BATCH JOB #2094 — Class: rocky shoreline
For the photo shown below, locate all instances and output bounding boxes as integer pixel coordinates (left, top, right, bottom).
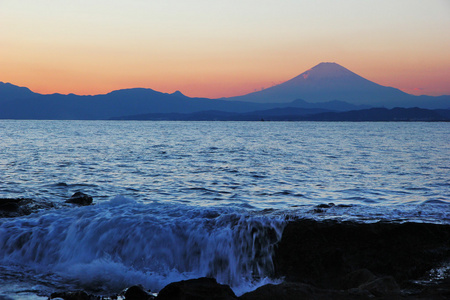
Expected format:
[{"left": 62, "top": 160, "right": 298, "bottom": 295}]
[
  {"left": 1, "top": 197, "right": 449, "bottom": 299},
  {"left": 0, "top": 192, "right": 91, "bottom": 218},
  {"left": 48, "top": 219, "right": 450, "bottom": 299}
]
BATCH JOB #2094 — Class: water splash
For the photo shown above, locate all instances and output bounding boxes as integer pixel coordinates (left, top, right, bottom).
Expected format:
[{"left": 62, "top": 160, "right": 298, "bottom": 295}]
[{"left": 0, "top": 196, "right": 285, "bottom": 295}]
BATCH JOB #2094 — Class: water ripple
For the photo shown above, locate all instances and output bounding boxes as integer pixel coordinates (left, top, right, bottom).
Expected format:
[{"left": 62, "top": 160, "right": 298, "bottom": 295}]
[{"left": 0, "top": 120, "right": 448, "bottom": 213}]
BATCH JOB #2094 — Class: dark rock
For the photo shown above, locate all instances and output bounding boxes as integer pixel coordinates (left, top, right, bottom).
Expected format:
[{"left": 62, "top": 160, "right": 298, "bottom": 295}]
[
  {"left": 341, "top": 269, "right": 377, "bottom": 289},
  {"left": 239, "top": 282, "right": 371, "bottom": 300},
  {"left": 273, "top": 219, "right": 450, "bottom": 289},
  {"left": 156, "top": 277, "right": 237, "bottom": 300},
  {"left": 316, "top": 203, "right": 335, "bottom": 209},
  {"left": 0, "top": 198, "right": 29, "bottom": 213},
  {"left": 50, "top": 291, "right": 95, "bottom": 300},
  {"left": 313, "top": 203, "right": 336, "bottom": 213},
  {"left": 416, "top": 277, "right": 450, "bottom": 299},
  {"left": 358, "top": 276, "right": 400, "bottom": 297},
  {"left": 125, "top": 285, "right": 154, "bottom": 300},
  {"left": 66, "top": 192, "right": 93, "bottom": 206},
  {"left": 239, "top": 282, "right": 315, "bottom": 300},
  {"left": 0, "top": 198, "right": 53, "bottom": 217},
  {"left": 240, "top": 279, "right": 449, "bottom": 300},
  {"left": 0, "top": 199, "right": 20, "bottom": 212}
]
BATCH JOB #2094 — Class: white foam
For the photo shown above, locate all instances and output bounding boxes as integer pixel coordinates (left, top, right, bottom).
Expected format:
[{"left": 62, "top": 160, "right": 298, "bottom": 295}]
[{"left": 0, "top": 198, "right": 285, "bottom": 295}]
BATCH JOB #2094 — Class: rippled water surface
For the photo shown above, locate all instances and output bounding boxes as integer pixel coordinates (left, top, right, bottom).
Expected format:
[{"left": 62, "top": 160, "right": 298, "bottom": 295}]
[
  {"left": 0, "top": 120, "right": 449, "bottom": 298},
  {"left": 1, "top": 121, "right": 449, "bottom": 209}
]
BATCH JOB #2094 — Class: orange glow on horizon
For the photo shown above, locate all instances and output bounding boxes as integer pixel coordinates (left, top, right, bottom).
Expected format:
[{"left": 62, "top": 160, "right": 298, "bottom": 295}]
[
  {"left": 1, "top": 1, "right": 449, "bottom": 98},
  {"left": 3, "top": 62, "right": 449, "bottom": 99}
]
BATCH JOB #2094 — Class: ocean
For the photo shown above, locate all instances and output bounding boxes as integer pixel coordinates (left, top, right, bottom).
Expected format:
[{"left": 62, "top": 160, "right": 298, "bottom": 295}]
[{"left": 0, "top": 120, "right": 449, "bottom": 299}]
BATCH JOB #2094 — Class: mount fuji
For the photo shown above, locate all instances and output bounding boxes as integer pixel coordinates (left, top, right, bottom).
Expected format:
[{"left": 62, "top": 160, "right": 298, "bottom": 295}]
[
  {"left": 224, "top": 62, "right": 449, "bottom": 108},
  {"left": 0, "top": 62, "right": 449, "bottom": 119}
]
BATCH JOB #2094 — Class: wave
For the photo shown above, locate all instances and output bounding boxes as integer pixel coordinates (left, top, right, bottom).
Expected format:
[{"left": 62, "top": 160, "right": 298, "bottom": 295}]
[{"left": 0, "top": 196, "right": 285, "bottom": 295}]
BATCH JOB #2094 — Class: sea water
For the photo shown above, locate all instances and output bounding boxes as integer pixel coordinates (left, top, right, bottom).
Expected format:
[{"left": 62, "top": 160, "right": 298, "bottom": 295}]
[{"left": 0, "top": 121, "right": 449, "bottom": 298}]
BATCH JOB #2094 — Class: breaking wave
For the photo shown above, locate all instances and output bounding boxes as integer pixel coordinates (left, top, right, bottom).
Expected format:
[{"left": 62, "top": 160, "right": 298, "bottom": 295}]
[{"left": 0, "top": 196, "right": 285, "bottom": 295}]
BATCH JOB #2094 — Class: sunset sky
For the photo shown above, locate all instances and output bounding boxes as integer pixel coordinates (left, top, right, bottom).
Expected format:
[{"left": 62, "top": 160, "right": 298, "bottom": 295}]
[{"left": 1, "top": 0, "right": 449, "bottom": 98}]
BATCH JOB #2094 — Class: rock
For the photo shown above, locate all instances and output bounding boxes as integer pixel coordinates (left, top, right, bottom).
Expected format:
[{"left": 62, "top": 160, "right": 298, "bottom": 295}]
[
  {"left": 0, "top": 199, "right": 21, "bottom": 212},
  {"left": 49, "top": 291, "right": 95, "bottom": 300},
  {"left": 316, "top": 203, "right": 335, "bottom": 209},
  {"left": 341, "top": 269, "right": 377, "bottom": 289},
  {"left": 241, "top": 278, "right": 449, "bottom": 300},
  {"left": 66, "top": 192, "right": 93, "bottom": 206},
  {"left": 0, "top": 198, "right": 31, "bottom": 216},
  {"left": 274, "top": 219, "right": 450, "bottom": 289},
  {"left": 239, "top": 282, "right": 371, "bottom": 300},
  {"left": 125, "top": 285, "right": 154, "bottom": 300},
  {"left": 0, "top": 199, "right": 20, "bottom": 213},
  {"left": 239, "top": 282, "right": 315, "bottom": 300},
  {"left": 0, "top": 198, "right": 53, "bottom": 218},
  {"left": 416, "top": 277, "right": 450, "bottom": 299},
  {"left": 156, "top": 277, "right": 237, "bottom": 300},
  {"left": 359, "top": 276, "right": 400, "bottom": 297}
]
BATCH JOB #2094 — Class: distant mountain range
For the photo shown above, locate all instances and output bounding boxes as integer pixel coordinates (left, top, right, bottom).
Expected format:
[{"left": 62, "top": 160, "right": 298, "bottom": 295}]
[
  {"left": 0, "top": 62, "right": 449, "bottom": 120},
  {"left": 0, "top": 84, "right": 367, "bottom": 120},
  {"left": 112, "top": 107, "right": 450, "bottom": 122}
]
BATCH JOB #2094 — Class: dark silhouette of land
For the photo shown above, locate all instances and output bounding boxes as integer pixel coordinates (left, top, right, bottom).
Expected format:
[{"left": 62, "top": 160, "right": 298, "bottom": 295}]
[
  {"left": 224, "top": 62, "right": 450, "bottom": 108},
  {"left": 1, "top": 63, "right": 449, "bottom": 120},
  {"left": 112, "top": 107, "right": 450, "bottom": 121}
]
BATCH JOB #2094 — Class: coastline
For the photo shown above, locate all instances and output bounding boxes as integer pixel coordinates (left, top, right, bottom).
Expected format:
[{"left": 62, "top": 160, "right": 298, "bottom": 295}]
[
  {"left": 47, "top": 219, "right": 450, "bottom": 299},
  {"left": 1, "top": 198, "right": 449, "bottom": 299}
]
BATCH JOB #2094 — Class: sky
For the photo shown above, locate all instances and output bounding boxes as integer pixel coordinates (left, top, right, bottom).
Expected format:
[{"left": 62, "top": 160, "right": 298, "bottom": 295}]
[{"left": 1, "top": 0, "right": 449, "bottom": 98}]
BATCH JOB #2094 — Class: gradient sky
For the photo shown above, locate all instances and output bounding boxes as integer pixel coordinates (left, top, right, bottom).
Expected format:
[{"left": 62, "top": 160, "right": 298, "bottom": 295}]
[{"left": 1, "top": 0, "right": 449, "bottom": 98}]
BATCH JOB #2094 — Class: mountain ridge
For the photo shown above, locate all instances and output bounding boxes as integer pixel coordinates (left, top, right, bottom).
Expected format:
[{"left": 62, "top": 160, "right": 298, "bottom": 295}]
[
  {"left": 223, "top": 62, "right": 419, "bottom": 107},
  {"left": 0, "top": 82, "right": 38, "bottom": 103},
  {"left": 0, "top": 62, "right": 449, "bottom": 119},
  {"left": 111, "top": 107, "right": 450, "bottom": 122}
]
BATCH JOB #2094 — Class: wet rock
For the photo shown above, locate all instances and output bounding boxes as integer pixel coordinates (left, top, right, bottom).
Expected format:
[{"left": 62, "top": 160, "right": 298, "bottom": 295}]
[
  {"left": 240, "top": 279, "right": 448, "bottom": 300},
  {"left": 156, "top": 277, "right": 237, "bottom": 300},
  {"left": 125, "top": 285, "right": 154, "bottom": 300},
  {"left": 0, "top": 198, "right": 53, "bottom": 218},
  {"left": 341, "top": 269, "right": 377, "bottom": 289},
  {"left": 66, "top": 192, "right": 93, "bottom": 206},
  {"left": 0, "top": 198, "right": 30, "bottom": 214},
  {"left": 316, "top": 203, "right": 335, "bottom": 209},
  {"left": 359, "top": 276, "right": 400, "bottom": 297},
  {"left": 50, "top": 291, "right": 96, "bottom": 300},
  {"left": 416, "top": 277, "right": 450, "bottom": 299},
  {"left": 239, "top": 282, "right": 315, "bottom": 300},
  {"left": 239, "top": 282, "right": 369, "bottom": 300},
  {"left": 313, "top": 203, "right": 336, "bottom": 213},
  {"left": 0, "top": 200, "right": 20, "bottom": 212},
  {"left": 274, "top": 219, "right": 450, "bottom": 289}
]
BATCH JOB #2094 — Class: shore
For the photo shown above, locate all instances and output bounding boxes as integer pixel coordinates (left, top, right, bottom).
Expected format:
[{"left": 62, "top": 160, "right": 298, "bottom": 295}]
[
  {"left": 48, "top": 218, "right": 450, "bottom": 299},
  {"left": 48, "top": 219, "right": 450, "bottom": 299},
  {"left": 1, "top": 198, "right": 450, "bottom": 299}
]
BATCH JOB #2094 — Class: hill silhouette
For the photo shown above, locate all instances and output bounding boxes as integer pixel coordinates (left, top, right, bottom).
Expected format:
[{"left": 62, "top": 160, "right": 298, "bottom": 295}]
[
  {"left": 0, "top": 86, "right": 365, "bottom": 120},
  {"left": 0, "top": 82, "right": 37, "bottom": 103},
  {"left": 0, "top": 62, "right": 449, "bottom": 119}
]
